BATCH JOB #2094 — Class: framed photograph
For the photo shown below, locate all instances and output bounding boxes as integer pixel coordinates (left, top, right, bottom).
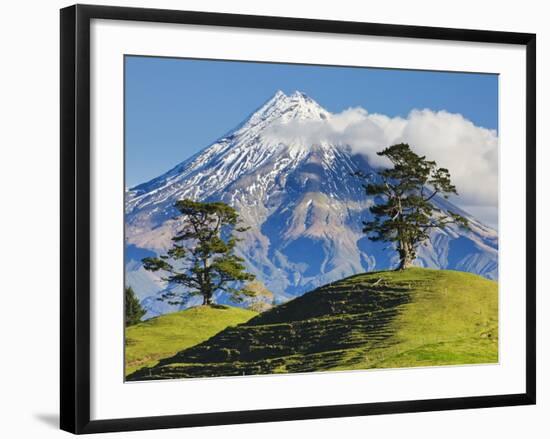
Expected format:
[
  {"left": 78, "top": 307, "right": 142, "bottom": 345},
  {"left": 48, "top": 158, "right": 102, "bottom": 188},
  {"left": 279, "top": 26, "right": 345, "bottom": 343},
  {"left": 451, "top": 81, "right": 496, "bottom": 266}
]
[{"left": 60, "top": 4, "right": 536, "bottom": 434}]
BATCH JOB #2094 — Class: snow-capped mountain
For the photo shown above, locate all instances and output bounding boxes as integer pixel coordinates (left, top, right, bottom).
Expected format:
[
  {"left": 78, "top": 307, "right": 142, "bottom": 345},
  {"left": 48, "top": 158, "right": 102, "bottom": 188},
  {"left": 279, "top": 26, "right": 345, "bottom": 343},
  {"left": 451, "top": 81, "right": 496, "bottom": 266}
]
[{"left": 125, "top": 90, "right": 498, "bottom": 317}]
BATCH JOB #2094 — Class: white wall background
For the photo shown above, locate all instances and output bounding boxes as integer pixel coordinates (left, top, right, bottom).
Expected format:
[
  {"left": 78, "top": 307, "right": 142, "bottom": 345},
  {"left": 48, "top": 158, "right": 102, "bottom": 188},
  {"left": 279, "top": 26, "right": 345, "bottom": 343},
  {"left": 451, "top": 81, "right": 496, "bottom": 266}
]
[{"left": 0, "top": 0, "right": 546, "bottom": 437}]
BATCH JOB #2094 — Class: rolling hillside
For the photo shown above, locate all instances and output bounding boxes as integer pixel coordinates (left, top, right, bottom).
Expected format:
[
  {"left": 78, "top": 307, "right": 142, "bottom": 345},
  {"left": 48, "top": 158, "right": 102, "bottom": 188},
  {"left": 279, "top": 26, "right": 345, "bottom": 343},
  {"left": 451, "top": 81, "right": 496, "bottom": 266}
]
[
  {"left": 128, "top": 268, "right": 498, "bottom": 380},
  {"left": 125, "top": 305, "right": 257, "bottom": 376}
]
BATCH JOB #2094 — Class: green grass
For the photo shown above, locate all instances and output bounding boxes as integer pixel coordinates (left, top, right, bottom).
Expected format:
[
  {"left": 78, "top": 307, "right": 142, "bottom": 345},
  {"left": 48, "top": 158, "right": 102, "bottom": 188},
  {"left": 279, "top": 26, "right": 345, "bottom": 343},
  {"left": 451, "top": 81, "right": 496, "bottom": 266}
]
[
  {"left": 332, "top": 268, "right": 498, "bottom": 370},
  {"left": 125, "top": 305, "right": 257, "bottom": 376},
  {"left": 127, "top": 268, "right": 498, "bottom": 380}
]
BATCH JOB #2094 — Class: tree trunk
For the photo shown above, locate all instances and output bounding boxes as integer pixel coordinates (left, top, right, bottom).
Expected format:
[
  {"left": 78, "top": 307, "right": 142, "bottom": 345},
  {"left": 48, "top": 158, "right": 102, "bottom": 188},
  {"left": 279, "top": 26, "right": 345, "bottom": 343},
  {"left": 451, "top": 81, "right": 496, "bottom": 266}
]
[
  {"left": 399, "top": 254, "right": 414, "bottom": 270},
  {"left": 201, "top": 257, "right": 213, "bottom": 306},
  {"left": 397, "top": 241, "right": 414, "bottom": 270}
]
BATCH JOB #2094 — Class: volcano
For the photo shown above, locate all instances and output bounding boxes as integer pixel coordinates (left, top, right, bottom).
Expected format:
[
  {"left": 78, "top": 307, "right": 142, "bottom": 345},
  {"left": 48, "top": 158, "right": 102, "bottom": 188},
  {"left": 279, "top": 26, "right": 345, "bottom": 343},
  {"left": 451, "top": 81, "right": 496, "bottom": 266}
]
[{"left": 125, "top": 90, "right": 498, "bottom": 317}]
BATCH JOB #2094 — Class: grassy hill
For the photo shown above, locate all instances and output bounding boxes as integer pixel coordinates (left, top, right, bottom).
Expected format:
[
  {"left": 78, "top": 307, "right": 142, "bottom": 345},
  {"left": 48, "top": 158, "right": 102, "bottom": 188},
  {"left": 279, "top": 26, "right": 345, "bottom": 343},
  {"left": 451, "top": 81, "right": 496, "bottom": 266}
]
[
  {"left": 125, "top": 305, "right": 257, "bottom": 376},
  {"left": 127, "top": 268, "right": 497, "bottom": 380}
]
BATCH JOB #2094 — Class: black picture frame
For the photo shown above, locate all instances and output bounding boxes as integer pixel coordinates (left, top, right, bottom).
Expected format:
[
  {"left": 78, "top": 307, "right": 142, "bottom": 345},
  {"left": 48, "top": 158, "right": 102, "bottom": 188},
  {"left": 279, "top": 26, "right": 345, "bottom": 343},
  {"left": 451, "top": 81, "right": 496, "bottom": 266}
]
[{"left": 60, "top": 4, "right": 536, "bottom": 434}]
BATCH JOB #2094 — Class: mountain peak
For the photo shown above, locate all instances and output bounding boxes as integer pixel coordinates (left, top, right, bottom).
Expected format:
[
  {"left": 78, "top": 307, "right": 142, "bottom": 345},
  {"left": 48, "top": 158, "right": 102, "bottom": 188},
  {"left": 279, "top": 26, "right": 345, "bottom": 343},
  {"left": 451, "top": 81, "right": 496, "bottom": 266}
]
[
  {"left": 269, "top": 89, "right": 311, "bottom": 102},
  {"left": 272, "top": 89, "right": 286, "bottom": 99},
  {"left": 241, "top": 90, "right": 330, "bottom": 131},
  {"left": 288, "top": 90, "right": 310, "bottom": 100}
]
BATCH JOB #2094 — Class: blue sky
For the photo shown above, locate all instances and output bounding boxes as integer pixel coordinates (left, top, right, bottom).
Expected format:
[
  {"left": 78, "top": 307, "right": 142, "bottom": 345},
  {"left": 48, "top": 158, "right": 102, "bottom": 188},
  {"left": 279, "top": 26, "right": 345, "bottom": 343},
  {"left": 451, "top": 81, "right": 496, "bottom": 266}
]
[{"left": 125, "top": 56, "right": 498, "bottom": 189}]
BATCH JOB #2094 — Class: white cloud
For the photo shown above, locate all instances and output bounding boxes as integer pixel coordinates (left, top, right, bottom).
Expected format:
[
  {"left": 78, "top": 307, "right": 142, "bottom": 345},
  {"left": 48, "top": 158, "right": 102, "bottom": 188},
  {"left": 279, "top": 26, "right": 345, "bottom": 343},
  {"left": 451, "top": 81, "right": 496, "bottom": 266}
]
[{"left": 262, "top": 107, "right": 498, "bottom": 219}]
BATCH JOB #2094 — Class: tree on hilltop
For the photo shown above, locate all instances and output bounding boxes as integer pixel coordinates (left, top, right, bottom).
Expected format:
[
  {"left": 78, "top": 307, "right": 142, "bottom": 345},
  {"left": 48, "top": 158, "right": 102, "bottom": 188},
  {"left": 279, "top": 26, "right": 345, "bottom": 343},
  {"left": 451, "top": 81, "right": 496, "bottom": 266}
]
[
  {"left": 358, "top": 143, "right": 469, "bottom": 270},
  {"left": 142, "top": 199, "right": 256, "bottom": 306}
]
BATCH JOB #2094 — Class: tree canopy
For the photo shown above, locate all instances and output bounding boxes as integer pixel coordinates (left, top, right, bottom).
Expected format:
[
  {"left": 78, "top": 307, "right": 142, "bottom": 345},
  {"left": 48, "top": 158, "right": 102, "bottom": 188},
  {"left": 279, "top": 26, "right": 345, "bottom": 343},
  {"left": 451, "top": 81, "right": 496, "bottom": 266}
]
[
  {"left": 142, "top": 199, "right": 255, "bottom": 306},
  {"left": 359, "top": 143, "right": 469, "bottom": 269}
]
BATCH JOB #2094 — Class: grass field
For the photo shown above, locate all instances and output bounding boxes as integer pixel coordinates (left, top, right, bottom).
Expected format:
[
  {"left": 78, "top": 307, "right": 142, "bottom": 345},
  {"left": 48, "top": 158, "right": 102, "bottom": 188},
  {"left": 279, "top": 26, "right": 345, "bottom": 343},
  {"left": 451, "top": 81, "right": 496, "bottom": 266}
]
[
  {"left": 125, "top": 305, "right": 257, "bottom": 376},
  {"left": 127, "top": 268, "right": 498, "bottom": 380},
  {"left": 332, "top": 268, "right": 498, "bottom": 370}
]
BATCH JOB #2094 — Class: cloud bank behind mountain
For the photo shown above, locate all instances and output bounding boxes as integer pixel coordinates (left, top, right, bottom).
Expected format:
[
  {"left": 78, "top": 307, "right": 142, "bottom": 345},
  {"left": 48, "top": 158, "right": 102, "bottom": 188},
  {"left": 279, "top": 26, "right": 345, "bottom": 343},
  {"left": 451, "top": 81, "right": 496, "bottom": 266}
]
[{"left": 262, "top": 107, "right": 498, "bottom": 228}]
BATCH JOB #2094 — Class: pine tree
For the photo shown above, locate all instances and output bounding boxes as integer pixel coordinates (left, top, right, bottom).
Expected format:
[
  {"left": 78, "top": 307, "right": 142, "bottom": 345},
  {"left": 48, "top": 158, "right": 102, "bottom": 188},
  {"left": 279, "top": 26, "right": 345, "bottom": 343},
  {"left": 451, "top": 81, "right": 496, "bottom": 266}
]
[
  {"left": 125, "top": 286, "right": 146, "bottom": 326},
  {"left": 142, "top": 199, "right": 255, "bottom": 306},
  {"left": 359, "top": 143, "right": 469, "bottom": 270}
]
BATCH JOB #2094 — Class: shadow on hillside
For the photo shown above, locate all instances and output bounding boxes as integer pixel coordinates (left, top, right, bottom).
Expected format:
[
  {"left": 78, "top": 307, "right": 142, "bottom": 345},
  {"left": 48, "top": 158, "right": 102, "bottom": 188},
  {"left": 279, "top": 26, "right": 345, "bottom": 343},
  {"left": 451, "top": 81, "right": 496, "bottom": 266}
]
[{"left": 128, "top": 277, "right": 414, "bottom": 381}]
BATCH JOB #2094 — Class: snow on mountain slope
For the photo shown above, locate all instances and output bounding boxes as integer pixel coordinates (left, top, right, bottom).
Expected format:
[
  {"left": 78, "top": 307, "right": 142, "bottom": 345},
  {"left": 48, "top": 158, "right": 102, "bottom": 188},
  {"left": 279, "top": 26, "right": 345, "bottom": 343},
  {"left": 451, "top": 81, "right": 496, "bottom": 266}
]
[{"left": 125, "top": 90, "right": 498, "bottom": 317}]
